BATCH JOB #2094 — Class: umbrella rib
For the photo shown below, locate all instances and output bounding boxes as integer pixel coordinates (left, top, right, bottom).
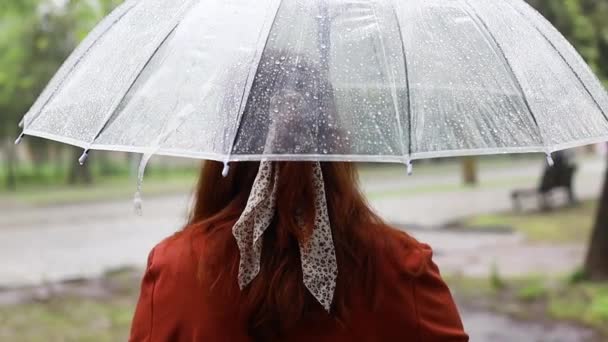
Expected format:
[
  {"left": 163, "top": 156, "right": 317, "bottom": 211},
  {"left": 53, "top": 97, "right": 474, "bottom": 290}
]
[
  {"left": 389, "top": 1, "right": 414, "bottom": 161},
  {"left": 23, "top": 0, "right": 141, "bottom": 129},
  {"left": 505, "top": 0, "right": 608, "bottom": 125},
  {"left": 370, "top": 2, "right": 407, "bottom": 158},
  {"left": 461, "top": 0, "right": 547, "bottom": 151},
  {"left": 87, "top": 1, "right": 196, "bottom": 147},
  {"left": 226, "top": 0, "right": 285, "bottom": 161}
]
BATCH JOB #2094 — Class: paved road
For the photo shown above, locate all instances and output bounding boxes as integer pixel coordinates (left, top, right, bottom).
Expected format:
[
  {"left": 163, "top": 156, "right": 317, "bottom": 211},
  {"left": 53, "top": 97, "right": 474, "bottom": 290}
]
[
  {"left": 411, "top": 229, "right": 585, "bottom": 278},
  {"left": 461, "top": 306, "right": 599, "bottom": 342},
  {"left": 366, "top": 157, "right": 606, "bottom": 226}
]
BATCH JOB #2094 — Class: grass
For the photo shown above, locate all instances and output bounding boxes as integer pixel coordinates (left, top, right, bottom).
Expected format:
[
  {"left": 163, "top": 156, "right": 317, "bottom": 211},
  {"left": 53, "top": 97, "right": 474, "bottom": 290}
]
[
  {"left": 0, "top": 298, "right": 134, "bottom": 341},
  {"left": 447, "top": 273, "right": 608, "bottom": 337},
  {"left": 0, "top": 165, "right": 198, "bottom": 206},
  {"left": 463, "top": 200, "right": 598, "bottom": 243},
  {"left": 548, "top": 282, "right": 608, "bottom": 330},
  {"left": 1, "top": 155, "right": 543, "bottom": 206},
  {"left": 5, "top": 173, "right": 197, "bottom": 206},
  {"left": 0, "top": 270, "right": 140, "bottom": 342},
  {"left": 516, "top": 278, "right": 548, "bottom": 301},
  {"left": 4, "top": 171, "right": 536, "bottom": 206},
  {"left": 365, "top": 175, "right": 534, "bottom": 200}
]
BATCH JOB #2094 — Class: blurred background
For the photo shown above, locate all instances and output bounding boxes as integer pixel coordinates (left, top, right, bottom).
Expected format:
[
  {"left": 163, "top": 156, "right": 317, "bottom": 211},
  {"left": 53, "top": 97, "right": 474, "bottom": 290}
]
[{"left": 1, "top": 0, "right": 608, "bottom": 341}]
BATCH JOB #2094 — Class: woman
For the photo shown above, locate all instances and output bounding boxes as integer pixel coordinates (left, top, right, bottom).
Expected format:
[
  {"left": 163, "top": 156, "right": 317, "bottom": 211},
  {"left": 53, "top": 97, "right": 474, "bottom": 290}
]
[{"left": 130, "top": 52, "right": 468, "bottom": 342}]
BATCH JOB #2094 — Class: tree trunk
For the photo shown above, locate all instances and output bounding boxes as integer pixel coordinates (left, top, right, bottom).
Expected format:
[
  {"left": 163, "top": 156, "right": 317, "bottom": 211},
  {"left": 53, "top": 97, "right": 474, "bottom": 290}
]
[
  {"left": 462, "top": 157, "right": 478, "bottom": 186},
  {"left": 584, "top": 150, "right": 608, "bottom": 280},
  {"left": 130, "top": 153, "right": 140, "bottom": 181},
  {"left": 53, "top": 144, "right": 65, "bottom": 180},
  {"left": 4, "top": 137, "right": 17, "bottom": 191},
  {"left": 68, "top": 148, "right": 93, "bottom": 185},
  {"left": 98, "top": 152, "right": 114, "bottom": 176}
]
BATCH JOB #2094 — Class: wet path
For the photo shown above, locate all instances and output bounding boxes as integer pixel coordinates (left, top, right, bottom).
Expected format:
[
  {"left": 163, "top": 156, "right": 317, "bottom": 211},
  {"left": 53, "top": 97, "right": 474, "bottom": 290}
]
[{"left": 460, "top": 306, "right": 599, "bottom": 342}]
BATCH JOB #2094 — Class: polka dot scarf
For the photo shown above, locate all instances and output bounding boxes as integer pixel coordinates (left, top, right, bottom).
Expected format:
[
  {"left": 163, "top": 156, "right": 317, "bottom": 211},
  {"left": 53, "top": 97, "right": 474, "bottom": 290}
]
[{"left": 232, "top": 161, "right": 338, "bottom": 312}]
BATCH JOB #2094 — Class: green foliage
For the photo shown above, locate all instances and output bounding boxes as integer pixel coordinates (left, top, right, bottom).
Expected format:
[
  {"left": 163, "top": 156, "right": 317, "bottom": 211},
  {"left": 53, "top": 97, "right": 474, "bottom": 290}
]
[
  {"left": 528, "top": 0, "right": 608, "bottom": 84},
  {"left": 581, "top": 0, "right": 608, "bottom": 83},
  {"left": 0, "top": 0, "right": 121, "bottom": 138},
  {"left": 490, "top": 263, "right": 507, "bottom": 290},
  {"left": 589, "top": 294, "right": 608, "bottom": 322},
  {"left": 569, "top": 267, "right": 590, "bottom": 284},
  {"left": 0, "top": 0, "right": 123, "bottom": 189},
  {"left": 0, "top": 1, "right": 40, "bottom": 134},
  {"left": 517, "top": 279, "right": 548, "bottom": 301},
  {"left": 529, "top": 0, "right": 598, "bottom": 66}
]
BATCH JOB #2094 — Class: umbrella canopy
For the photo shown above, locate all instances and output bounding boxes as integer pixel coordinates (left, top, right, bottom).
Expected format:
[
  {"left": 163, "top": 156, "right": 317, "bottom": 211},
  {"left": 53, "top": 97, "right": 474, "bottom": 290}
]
[{"left": 17, "top": 0, "right": 608, "bottom": 167}]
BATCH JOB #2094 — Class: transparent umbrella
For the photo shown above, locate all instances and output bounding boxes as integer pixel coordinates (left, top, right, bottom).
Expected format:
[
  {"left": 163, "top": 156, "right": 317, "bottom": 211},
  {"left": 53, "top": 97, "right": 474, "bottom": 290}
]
[{"left": 16, "top": 0, "right": 608, "bottom": 175}]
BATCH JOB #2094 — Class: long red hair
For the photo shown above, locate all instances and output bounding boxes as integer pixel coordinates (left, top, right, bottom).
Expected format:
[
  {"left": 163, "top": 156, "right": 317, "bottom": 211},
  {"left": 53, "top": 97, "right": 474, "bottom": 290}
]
[{"left": 187, "top": 161, "right": 391, "bottom": 341}]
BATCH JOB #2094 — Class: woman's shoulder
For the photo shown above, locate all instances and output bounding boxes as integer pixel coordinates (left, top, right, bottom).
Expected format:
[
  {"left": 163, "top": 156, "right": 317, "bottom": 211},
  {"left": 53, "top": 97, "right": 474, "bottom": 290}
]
[
  {"left": 370, "top": 226, "right": 468, "bottom": 340},
  {"left": 146, "top": 225, "right": 208, "bottom": 275},
  {"left": 372, "top": 225, "right": 434, "bottom": 277},
  {"left": 130, "top": 225, "right": 237, "bottom": 341},
  {"left": 147, "top": 221, "right": 240, "bottom": 275}
]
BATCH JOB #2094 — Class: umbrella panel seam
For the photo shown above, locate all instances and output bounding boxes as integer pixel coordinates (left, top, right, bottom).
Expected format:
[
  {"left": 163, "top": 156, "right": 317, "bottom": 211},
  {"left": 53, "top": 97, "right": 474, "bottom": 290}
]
[
  {"left": 504, "top": 0, "right": 608, "bottom": 125},
  {"left": 86, "top": 0, "right": 198, "bottom": 149},
  {"left": 460, "top": 0, "right": 548, "bottom": 153},
  {"left": 388, "top": 0, "right": 414, "bottom": 160},
  {"left": 369, "top": 1, "right": 408, "bottom": 161},
  {"left": 226, "top": 0, "right": 286, "bottom": 162},
  {"left": 23, "top": 0, "right": 141, "bottom": 129}
]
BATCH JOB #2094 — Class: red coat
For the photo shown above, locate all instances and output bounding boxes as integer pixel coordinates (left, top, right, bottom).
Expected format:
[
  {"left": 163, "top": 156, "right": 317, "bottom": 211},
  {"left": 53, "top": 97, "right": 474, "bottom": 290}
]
[{"left": 130, "top": 226, "right": 468, "bottom": 341}]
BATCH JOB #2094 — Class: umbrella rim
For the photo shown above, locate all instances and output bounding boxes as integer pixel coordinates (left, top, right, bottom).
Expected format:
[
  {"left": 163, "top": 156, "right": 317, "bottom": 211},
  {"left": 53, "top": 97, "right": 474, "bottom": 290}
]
[{"left": 22, "top": 128, "right": 608, "bottom": 164}]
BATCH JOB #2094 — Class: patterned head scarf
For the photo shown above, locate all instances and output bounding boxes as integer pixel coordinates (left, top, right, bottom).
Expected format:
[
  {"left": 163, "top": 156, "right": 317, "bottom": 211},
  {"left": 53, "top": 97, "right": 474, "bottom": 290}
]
[{"left": 232, "top": 161, "right": 338, "bottom": 312}]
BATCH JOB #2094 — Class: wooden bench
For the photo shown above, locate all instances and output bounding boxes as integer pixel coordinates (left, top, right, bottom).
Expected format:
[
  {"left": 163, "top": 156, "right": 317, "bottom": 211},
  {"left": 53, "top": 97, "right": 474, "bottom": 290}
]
[{"left": 511, "top": 162, "right": 577, "bottom": 212}]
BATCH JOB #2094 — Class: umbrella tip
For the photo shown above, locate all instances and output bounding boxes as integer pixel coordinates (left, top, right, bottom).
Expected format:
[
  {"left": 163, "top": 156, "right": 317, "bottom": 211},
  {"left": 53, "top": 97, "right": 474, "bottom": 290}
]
[
  {"left": 546, "top": 153, "right": 554, "bottom": 167},
  {"left": 222, "top": 162, "right": 230, "bottom": 177},
  {"left": 406, "top": 160, "right": 413, "bottom": 176},
  {"left": 133, "top": 192, "right": 143, "bottom": 216},
  {"left": 14, "top": 133, "right": 25, "bottom": 145},
  {"left": 78, "top": 150, "right": 90, "bottom": 166}
]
